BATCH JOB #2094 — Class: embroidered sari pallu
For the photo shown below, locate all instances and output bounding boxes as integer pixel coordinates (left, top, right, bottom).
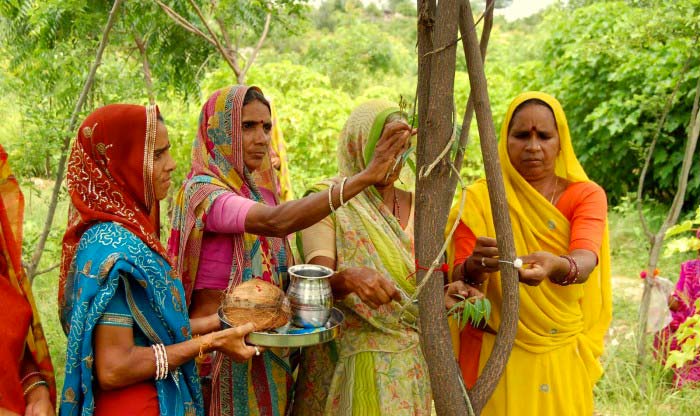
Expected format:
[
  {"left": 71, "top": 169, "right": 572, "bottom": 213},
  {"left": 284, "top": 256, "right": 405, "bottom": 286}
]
[{"left": 60, "top": 223, "right": 202, "bottom": 416}]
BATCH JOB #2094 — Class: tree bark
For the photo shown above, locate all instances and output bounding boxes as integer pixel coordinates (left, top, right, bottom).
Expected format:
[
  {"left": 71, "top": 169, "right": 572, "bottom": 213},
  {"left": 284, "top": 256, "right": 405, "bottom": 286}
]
[
  {"left": 637, "top": 75, "right": 700, "bottom": 365},
  {"left": 415, "top": 0, "right": 472, "bottom": 415},
  {"left": 460, "top": 2, "right": 519, "bottom": 414},
  {"left": 27, "top": 0, "right": 123, "bottom": 280}
]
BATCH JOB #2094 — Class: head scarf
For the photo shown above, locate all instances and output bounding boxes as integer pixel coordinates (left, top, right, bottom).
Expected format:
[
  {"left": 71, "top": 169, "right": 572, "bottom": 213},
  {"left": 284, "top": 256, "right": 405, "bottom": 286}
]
[
  {"left": 168, "top": 85, "right": 285, "bottom": 302},
  {"left": 0, "top": 146, "right": 56, "bottom": 406},
  {"left": 269, "top": 99, "right": 294, "bottom": 201},
  {"left": 59, "top": 104, "right": 167, "bottom": 329},
  {"left": 446, "top": 91, "right": 612, "bottom": 386}
]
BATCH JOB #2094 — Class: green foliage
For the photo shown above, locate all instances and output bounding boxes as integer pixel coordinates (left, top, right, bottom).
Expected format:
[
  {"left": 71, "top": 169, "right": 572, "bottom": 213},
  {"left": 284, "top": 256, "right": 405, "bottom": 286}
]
[
  {"left": 595, "top": 276, "right": 700, "bottom": 415},
  {"left": 518, "top": 0, "right": 700, "bottom": 206},
  {"left": 665, "top": 300, "right": 700, "bottom": 372},
  {"left": 447, "top": 295, "right": 491, "bottom": 330},
  {"left": 665, "top": 205, "right": 700, "bottom": 254},
  {"left": 302, "top": 22, "right": 414, "bottom": 92}
]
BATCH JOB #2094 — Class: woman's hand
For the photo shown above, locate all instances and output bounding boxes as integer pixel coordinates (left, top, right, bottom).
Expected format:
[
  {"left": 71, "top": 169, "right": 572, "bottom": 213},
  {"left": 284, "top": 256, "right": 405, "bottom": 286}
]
[
  {"left": 24, "top": 385, "right": 53, "bottom": 416},
  {"left": 444, "top": 280, "right": 484, "bottom": 310},
  {"left": 518, "top": 251, "right": 569, "bottom": 286},
  {"left": 361, "top": 122, "right": 413, "bottom": 184},
  {"left": 334, "top": 266, "right": 401, "bottom": 309},
  {"left": 460, "top": 237, "right": 500, "bottom": 282},
  {"left": 212, "top": 322, "right": 259, "bottom": 362}
]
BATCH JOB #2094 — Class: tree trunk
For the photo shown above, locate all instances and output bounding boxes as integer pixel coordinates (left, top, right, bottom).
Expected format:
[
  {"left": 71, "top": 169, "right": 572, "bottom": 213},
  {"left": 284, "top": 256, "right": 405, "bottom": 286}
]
[
  {"left": 26, "top": 0, "right": 123, "bottom": 280},
  {"left": 415, "top": 1, "right": 471, "bottom": 415},
  {"left": 415, "top": 1, "right": 518, "bottom": 414},
  {"left": 460, "top": 2, "right": 519, "bottom": 414}
]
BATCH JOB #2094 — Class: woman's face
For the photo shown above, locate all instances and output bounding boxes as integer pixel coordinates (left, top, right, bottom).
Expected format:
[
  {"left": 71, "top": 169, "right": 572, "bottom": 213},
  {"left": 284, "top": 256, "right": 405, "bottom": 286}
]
[
  {"left": 506, "top": 103, "right": 560, "bottom": 182},
  {"left": 241, "top": 100, "right": 272, "bottom": 172},
  {"left": 152, "top": 121, "right": 177, "bottom": 201}
]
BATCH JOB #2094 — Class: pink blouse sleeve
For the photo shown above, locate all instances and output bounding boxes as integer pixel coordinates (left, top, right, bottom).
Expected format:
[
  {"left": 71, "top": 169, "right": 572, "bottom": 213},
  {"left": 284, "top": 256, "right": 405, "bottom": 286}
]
[{"left": 204, "top": 192, "right": 257, "bottom": 234}]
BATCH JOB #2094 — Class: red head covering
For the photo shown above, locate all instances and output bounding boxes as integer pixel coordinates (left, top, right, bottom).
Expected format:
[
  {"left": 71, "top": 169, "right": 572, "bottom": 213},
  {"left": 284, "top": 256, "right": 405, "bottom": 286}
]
[
  {"left": 58, "top": 104, "right": 167, "bottom": 327},
  {"left": 0, "top": 145, "right": 56, "bottom": 409}
]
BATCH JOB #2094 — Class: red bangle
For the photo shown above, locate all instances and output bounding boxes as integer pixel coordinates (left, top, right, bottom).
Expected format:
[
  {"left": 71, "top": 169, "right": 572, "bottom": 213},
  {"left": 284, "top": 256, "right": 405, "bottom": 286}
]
[
  {"left": 20, "top": 371, "right": 42, "bottom": 385},
  {"left": 558, "top": 255, "right": 579, "bottom": 286}
]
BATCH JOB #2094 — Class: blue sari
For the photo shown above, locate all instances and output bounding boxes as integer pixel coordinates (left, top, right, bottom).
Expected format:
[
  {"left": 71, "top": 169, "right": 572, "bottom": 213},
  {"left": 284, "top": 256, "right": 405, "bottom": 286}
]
[{"left": 60, "top": 222, "right": 203, "bottom": 416}]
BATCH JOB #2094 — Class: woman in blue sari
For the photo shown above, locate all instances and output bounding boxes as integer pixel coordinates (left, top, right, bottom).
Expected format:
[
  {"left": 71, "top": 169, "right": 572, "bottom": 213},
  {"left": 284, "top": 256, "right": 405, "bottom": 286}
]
[{"left": 58, "top": 104, "right": 258, "bottom": 416}]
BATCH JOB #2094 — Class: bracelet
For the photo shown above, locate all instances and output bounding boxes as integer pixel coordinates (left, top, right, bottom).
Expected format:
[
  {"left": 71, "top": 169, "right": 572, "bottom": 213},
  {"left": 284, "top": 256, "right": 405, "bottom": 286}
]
[
  {"left": 20, "top": 371, "right": 42, "bottom": 385},
  {"left": 23, "top": 380, "right": 48, "bottom": 396},
  {"left": 152, "top": 344, "right": 162, "bottom": 380},
  {"left": 327, "top": 183, "right": 336, "bottom": 213},
  {"left": 160, "top": 344, "right": 169, "bottom": 379},
  {"left": 198, "top": 335, "right": 212, "bottom": 360},
  {"left": 152, "top": 343, "right": 169, "bottom": 380},
  {"left": 462, "top": 258, "right": 483, "bottom": 287},
  {"left": 339, "top": 176, "right": 348, "bottom": 207},
  {"left": 558, "top": 255, "right": 579, "bottom": 286}
]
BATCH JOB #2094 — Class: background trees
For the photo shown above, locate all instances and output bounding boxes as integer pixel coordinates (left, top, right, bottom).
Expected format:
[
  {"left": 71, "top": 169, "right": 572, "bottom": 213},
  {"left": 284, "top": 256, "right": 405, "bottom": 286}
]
[{"left": 1, "top": 0, "right": 699, "bottom": 412}]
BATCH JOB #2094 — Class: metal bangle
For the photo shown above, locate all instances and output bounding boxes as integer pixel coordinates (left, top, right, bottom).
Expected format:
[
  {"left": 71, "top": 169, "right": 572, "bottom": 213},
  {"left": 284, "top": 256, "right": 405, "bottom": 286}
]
[
  {"left": 20, "top": 371, "right": 41, "bottom": 385},
  {"left": 327, "top": 183, "right": 336, "bottom": 213},
  {"left": 23, "top": 380, "right": 49, "bottom": 396},
  {"left": 339, "top": 176, "right": 349, "bottom": 206},
  {"left": 160, "top": 343, "right": 169, "bottom": 379},
  {"left": 558, "top": 255, "right": 579, "bottom": 286}
]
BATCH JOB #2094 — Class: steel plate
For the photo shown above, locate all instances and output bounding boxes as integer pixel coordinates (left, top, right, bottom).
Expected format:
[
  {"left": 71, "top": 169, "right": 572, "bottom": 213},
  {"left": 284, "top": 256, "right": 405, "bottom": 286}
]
[{"left": 219, "top": 307, "right": 344, "bottom": 348}]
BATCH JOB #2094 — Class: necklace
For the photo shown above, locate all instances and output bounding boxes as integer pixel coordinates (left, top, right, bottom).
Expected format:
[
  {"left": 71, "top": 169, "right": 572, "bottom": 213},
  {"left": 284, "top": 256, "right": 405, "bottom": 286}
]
[
  {"left": 393, "top": 189, "right": 401, "bottom": 223},
  {"left": 549, "top": 176, "right": 559, "bottom": 205}
]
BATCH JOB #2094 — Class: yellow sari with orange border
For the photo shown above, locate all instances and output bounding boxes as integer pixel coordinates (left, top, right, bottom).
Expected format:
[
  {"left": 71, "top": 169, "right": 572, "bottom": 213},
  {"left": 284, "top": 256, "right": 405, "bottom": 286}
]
[{"left": 446, "top": 92, "right": 612, "bottom": 415}]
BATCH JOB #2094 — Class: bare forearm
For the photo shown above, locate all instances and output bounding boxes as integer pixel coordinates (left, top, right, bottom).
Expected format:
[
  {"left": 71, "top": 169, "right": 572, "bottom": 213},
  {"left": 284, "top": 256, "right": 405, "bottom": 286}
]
[
  {"left": 569, "top": 249, "right": 597, "bottom": 283},
  {"left": 245, "top": 171, "right": 374, "bottom": 237},
  {"left": 189, "top": 314, "right": 220, "bottom": 336},
  {"left": 96, "top": 336, "right": 206, "bottom": 389}
]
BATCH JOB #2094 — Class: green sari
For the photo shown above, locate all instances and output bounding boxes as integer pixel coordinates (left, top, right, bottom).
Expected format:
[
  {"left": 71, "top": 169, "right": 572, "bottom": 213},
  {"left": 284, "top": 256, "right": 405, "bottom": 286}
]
[{"left": 293, "top": 100, "right": 432, "bottom": 416}]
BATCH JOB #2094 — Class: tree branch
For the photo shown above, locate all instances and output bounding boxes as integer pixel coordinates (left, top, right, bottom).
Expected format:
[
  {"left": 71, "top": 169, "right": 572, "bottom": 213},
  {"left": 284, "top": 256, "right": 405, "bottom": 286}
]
[
  {"left": 422, "top": 0, "right": 494, "bottom": 59},
  {"left": 133, "top": 30, "right": 156, "bottom": 105},
  {"left": 460, "top": 1, "right": 519, "bottom": 413},
  {"left": 214, "top": 15, "right": 240, "bottom": 75},
  {"left": 636, "top": 58, "right": 692, "bottom": 240},
  {"left": 154, "top": 0, "right": 216, "bottom": 46},
  {"left": 186, "top": 0, "right": 239, "bottom": 77},
  {"left": 449, "top": 0, "right": 493, "bottom": 195},
  {"left": 240, "top": 12, "right": 272, "bottom": 84},
  {"left": 27, "top": 0, "right": 124, "bottom": 280}
]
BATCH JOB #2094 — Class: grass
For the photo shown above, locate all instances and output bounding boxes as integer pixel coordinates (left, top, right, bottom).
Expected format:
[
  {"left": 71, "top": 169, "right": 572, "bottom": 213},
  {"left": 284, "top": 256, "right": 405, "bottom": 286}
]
[{"left": 24, "top": 182, "right": 700, "bottom": 413}]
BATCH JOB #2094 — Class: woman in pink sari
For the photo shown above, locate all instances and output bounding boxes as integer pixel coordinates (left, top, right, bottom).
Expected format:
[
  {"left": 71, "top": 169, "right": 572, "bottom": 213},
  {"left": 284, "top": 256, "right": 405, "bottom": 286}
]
[{"left": 654, "top": 229, "right": 700, "bottom": 387}]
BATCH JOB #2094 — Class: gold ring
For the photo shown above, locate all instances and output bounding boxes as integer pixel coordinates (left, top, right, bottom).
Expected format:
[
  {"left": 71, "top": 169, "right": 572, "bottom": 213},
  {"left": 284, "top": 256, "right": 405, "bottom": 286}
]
[{"left": 481, "top": 257, "right": 487, "bottom": 268}]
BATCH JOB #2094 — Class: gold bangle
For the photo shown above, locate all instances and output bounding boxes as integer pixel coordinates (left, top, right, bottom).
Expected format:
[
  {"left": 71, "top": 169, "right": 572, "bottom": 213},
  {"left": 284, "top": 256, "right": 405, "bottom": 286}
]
[
  {"left": 23, "top": 380, "right": 48, "bottom": 396},
  {"left": 199, "top": 335, "right": 213, "bottom": 360}
]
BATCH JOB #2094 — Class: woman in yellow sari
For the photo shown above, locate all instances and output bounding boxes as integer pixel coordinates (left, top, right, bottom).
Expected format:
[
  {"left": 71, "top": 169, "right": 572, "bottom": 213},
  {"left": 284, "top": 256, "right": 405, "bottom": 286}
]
[{"left": 446, "top": 92, "right": 612, "bottom": 415}]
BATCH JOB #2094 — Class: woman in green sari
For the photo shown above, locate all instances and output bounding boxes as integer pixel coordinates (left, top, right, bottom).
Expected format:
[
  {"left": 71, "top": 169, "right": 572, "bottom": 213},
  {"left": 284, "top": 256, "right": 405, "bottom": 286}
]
[{"left": 294, "top": 100, "right": 431, "bottom": 415}]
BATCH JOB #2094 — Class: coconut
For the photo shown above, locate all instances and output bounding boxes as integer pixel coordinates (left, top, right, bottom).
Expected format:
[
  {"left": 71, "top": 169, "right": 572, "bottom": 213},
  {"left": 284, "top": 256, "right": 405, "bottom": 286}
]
[{"left": 222, "top": 279, "right": 291, "bottom": 330}]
